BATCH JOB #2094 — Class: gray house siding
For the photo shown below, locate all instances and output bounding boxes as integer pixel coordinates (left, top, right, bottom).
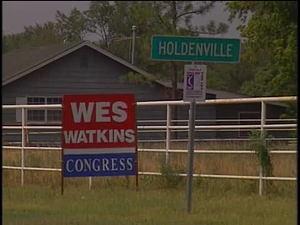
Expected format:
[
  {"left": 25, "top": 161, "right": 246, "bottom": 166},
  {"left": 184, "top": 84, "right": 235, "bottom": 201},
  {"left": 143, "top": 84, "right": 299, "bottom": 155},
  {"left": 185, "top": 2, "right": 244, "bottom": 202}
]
[
  {"left": 3, "top": 47, "right": 166, "bottom": 100},
  {"left": 2, "top": 46, "right": 171, "bottom": 143}
]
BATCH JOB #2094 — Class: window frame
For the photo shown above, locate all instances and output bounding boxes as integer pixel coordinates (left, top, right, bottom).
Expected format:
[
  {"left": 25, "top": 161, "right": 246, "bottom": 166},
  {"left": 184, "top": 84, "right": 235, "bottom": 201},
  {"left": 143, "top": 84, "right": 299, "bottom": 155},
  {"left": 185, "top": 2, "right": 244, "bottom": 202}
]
[{"left": 26, "top": 96, "right": 62, "bottom": 123}]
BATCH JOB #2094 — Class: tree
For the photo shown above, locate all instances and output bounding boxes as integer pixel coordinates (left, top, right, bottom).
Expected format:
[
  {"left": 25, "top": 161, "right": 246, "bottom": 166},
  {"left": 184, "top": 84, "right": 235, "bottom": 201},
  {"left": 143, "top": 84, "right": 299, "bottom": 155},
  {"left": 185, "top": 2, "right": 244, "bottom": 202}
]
[
  {"left": 22, "top": 22, "right": 64, "bottom": 46},
  {"left": 226, "top": 1, "right": 297, "bottom": 96},
  {"left": 2, "top": 33, "right": 25, "bottom": 53},
  {"left": 93, "top": 1, "right": 159, "bottom": 56},
  {"left": 3, "top": 22, "right": 64, "bottom": 53},
  {"left": 56, "top": 7, "right": 88, "bottom": 42},
  {"left": 84, "top": 1, "right": 115, "bottom": 48},
  {"left": 206, "top": 42, "right": 255, "bottom": 93},
  {"left": 114, "top": 1, "right": 229, "bottom": 99}
]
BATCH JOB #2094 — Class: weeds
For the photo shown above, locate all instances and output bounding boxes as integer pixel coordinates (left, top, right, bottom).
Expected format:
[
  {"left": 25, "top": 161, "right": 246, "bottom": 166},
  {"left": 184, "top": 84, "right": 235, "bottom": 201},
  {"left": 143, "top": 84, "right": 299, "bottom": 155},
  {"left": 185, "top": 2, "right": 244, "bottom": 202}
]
[
  {"left": 159, "top": 157, "right": 185, "bottom": 188},
  {"left": 2, "top": 141, "right": 296, "bottom": 195},
  {"left": 249, "top": 130, "right": 274, "bottom": 194}
]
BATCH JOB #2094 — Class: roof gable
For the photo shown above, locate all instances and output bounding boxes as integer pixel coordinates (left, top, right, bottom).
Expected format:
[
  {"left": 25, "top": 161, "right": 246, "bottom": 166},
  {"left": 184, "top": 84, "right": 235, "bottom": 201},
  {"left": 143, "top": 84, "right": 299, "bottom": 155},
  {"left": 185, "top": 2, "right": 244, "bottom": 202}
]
[
  {"left": 3, "top": 41, "right": 84, "bottom": 85},
  {"left": 2, "top": 40, "right": 166, "bottom": 87}
]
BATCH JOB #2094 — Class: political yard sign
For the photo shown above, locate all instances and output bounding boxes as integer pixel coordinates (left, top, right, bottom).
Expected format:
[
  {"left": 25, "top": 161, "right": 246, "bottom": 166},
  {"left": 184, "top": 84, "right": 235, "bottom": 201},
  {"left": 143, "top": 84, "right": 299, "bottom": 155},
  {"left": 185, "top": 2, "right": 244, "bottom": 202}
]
[{"left": 62, "top": 94, "right": 137, "bottom": 178}]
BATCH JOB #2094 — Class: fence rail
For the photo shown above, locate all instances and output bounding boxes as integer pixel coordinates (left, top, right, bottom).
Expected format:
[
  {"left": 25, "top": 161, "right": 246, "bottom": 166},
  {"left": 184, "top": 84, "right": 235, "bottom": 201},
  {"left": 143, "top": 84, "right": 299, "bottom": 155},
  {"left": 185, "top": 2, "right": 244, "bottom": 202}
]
[
  {"left": 2, "top": 96, "right": 297, "bottom": 195},
  {"left": 2, "top": 146, "right": 297, "bottom": 154}
]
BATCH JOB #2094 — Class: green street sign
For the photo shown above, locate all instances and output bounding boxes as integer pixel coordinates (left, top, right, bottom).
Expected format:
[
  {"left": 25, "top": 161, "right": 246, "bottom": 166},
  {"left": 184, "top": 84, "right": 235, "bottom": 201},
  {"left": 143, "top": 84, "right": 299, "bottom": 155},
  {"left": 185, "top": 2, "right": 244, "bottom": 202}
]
[{"left": 151, "top": 35, "right": 241, "bottom": 63}]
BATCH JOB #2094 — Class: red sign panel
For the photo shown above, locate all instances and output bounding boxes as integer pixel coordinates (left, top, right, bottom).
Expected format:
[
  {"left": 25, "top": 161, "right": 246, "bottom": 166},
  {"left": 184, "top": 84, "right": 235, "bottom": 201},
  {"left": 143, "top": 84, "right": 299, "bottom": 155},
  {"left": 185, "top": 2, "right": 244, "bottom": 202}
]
[{"left": 62, "top": 94, "right": 137, "bottom": 177}]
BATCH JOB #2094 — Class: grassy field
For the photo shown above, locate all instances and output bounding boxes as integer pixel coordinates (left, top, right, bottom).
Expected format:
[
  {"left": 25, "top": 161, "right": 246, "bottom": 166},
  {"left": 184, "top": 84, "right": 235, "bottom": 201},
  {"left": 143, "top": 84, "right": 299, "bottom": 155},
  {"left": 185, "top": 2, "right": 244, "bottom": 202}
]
[
  {"left": 3, "top": 141, "right": 297, "bottom": 224},
  {"left": 3, "top": 180, "right": 297, "bottom": 225}
]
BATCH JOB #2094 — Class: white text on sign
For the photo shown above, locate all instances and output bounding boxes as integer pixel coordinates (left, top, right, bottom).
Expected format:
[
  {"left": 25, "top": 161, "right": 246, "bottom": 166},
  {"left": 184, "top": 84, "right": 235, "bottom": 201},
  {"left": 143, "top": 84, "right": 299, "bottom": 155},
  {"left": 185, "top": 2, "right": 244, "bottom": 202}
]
[
  {"left": 64, "top": 129, "right": 135, "bottom": 144},
  {"left": 71, "top": 101, "right": 128, "bottom": 123},
  {"left": 158, "top": 42, "right": 233, "bottom": 57}
]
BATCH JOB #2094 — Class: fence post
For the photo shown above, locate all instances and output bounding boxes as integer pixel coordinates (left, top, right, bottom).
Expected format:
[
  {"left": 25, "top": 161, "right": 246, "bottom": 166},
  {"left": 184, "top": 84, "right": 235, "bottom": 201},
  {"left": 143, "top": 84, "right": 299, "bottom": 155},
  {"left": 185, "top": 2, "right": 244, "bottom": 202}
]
[
  {"left": 89, "top": 177, "right": 92, "bottom": 190},
  {"left": 21, "top": 107, "right": 25, "bottom": 186},
  {"left": 166, "top": 104, "right": 171, "bottom": 166},
  {"left": 259, "top": 101, "right": 266, "bottom": 195}
]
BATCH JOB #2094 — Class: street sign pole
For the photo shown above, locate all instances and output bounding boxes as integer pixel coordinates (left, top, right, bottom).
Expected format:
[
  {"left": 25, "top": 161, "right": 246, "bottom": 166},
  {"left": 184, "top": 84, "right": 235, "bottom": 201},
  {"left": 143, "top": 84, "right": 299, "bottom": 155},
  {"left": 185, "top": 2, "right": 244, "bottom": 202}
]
[
  {"left": 150, "top": 34, "right": 238, "bottom": 214},
  {"left": 184, "top": 61, "right": 206, "bottom": 214},
  {"left": 186, "top": 98, "right": 196, "bottom": 214},
  {"left": 185, "top": 61, "right": 198, "bottom": 214}
]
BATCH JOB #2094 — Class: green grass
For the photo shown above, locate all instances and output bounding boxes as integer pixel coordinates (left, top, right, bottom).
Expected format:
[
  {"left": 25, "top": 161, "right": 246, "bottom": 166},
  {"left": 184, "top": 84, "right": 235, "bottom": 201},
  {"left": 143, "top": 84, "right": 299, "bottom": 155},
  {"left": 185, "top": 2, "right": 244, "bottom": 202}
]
[
  {"left": 3, "top": 141, "right": 297, "bottom": 224},
  {"left": 3, "top": 182, "right": 296, "bottom": 225}
]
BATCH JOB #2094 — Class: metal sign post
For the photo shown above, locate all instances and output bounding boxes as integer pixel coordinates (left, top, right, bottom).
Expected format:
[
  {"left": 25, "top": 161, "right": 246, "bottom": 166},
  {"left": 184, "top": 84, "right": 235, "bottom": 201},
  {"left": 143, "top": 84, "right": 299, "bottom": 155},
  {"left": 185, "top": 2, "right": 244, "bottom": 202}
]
[
  {"left": 186, "top": 99, "right": 196, "bottom": 213},
  {"left": 183, "top": 63, "right": 207, "bottom": 214},
  {"left": 150, "top": 34, "right": 237, "bottom": 213}
]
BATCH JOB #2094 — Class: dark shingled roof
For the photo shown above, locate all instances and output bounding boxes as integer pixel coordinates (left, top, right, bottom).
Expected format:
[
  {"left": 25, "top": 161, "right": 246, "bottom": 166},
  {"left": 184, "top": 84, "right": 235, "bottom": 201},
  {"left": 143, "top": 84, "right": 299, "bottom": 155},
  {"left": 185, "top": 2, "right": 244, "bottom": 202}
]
[{"left": 3, "top": 41, "right": 83, "bottom": 83}]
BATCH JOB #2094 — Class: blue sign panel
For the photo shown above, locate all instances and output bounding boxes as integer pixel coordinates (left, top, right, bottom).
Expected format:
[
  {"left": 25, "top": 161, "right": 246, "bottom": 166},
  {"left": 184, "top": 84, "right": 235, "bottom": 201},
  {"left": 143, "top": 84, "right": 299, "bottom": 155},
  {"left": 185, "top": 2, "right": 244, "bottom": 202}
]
[{"left": 63, "top": 153, "right": 136, "bottom": 177}]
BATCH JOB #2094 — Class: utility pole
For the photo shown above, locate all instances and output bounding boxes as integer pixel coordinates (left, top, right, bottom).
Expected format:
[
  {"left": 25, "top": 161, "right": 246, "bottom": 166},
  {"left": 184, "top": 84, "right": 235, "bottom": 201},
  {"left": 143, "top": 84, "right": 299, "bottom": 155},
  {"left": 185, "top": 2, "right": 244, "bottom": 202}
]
[{"left": 131, "top": 25, "right": 137, "bottom": 65}]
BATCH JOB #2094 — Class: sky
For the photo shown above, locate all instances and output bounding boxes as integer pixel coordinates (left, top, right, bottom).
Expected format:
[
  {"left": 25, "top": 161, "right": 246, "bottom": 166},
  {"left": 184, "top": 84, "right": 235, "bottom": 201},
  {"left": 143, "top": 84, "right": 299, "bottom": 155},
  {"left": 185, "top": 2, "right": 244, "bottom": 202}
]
[{"left": 2, "top": 1, "right": 244, "bottom": 41}]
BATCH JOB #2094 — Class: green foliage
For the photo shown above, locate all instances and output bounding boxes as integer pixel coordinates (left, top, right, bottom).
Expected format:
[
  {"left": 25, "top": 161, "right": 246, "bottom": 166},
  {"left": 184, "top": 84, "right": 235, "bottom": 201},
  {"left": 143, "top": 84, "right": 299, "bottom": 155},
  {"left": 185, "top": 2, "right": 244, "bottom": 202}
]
[
  {"left": 3, "top": 8, "right": 87, "bottom": 54},
  {"left": 3, "top": 186, "right": 297, "bottom": 225},
  {"left": 84, "top": 1, "right": 228, "bottom": 99},
  {"left": 206, "top": 48, "right": 255, "bottom": 93},
  {"left": 159, "top": 157, "right": 184, "bottom": 188},
  {"left": 249, "top": 130, "right": 277, "bottom": 195},
  {"left": 84, "top": 1, "right": 115, "bottom": 48},
  {"left": 2, "top": 22, "right": 64, "bottom": 53},
  {"left": 226, "top": 1, "right": 297, "bottom": 96},
  {"left": 280, "top": 102, "right": 297, "bottom": 119},
  {"left": 55, "top": 7, "right": 88, "bottom": 42},
  {"left": 120, "top": 71, "right": 156, "bottom": 88},
  {"left": 249, "top": 130, "right": 273, "bottom": 177}
]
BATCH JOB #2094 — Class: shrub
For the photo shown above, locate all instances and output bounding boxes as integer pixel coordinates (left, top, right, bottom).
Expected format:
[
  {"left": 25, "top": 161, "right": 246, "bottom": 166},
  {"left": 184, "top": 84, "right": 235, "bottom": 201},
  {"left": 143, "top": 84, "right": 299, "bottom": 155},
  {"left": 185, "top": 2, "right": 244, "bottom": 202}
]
[
  {"left": 159, "top": 157, "right": 185, "bottom": 188},
  {"left": 249, "top": 130, "right": 274, "bottom": 194}
]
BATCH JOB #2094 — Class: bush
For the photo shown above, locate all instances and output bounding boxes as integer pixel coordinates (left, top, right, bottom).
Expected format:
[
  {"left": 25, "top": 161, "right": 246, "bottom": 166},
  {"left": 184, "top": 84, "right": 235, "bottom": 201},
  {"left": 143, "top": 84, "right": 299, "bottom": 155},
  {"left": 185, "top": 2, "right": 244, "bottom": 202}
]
[
  {"left": 159, "top": 157, "right": 185, "bottom": 188},
  {"left": 249, "top": 130, "right": 274, "bottom": 194}
]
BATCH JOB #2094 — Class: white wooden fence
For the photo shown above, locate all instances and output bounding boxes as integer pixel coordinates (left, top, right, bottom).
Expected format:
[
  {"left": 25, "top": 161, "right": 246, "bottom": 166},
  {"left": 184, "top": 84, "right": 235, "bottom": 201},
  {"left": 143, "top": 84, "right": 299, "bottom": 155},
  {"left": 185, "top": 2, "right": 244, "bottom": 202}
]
[{"left": 2, "top": 96, "right": 297, "bottom": 195}]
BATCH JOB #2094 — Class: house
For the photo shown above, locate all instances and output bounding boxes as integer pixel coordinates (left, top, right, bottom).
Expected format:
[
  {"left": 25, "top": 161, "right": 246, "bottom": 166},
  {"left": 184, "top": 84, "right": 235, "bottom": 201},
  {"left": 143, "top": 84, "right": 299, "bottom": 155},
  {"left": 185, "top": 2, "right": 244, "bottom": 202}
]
[{"left": 2, "top": 40, "right": 288, "bottom": 144}]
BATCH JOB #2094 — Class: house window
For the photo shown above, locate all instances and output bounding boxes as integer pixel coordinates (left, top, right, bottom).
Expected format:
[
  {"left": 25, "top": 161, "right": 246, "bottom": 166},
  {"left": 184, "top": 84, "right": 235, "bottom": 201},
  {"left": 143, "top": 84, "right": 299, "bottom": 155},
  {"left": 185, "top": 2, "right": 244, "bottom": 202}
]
[
  {"left": 238, "top": 112, "right": 261, "bottom": 137},
  {"left": 46, "top": 97, "right": 62, "bottom": 122},
  {"left": 27, "top": 97, "right": 45, "bottom": 121},
  {"left": 27, "top": 96, "right": 62, "bottom": 122}
]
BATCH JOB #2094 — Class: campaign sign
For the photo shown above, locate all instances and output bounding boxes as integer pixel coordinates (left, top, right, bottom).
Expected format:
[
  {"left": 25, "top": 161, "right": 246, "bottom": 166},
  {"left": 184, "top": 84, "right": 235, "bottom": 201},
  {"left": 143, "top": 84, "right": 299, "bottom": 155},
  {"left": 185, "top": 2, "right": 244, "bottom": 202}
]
[{"left": 62, "top": 94, "right": 137, "bottom": 178}]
